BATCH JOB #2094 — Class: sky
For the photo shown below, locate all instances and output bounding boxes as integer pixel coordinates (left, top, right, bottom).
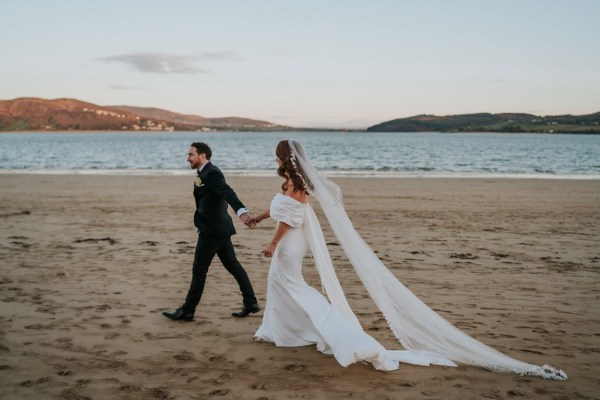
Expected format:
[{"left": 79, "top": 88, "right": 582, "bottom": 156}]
[{"left": 1, "top": 0, "right": 599, "bottom": 129}]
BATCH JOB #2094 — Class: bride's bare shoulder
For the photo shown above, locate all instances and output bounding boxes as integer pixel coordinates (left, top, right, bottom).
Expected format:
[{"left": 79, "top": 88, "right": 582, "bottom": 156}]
[{"left": 284, "top": 183, "right": 308, "bottom": 204}]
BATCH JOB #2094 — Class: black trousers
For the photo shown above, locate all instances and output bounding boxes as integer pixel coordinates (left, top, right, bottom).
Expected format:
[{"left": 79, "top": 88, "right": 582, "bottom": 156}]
[{"left": 182, "top": 234, "right": 257, "bottom": 314}]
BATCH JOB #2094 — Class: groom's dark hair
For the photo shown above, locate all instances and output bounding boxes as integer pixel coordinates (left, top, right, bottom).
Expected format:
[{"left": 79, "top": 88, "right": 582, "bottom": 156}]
[{"left": 191, "top": 142, "right": 212, "bottom": 160}]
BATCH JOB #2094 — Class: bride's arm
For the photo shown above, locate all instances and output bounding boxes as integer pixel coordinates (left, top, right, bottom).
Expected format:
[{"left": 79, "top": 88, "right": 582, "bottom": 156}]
[
  {"left": 263, "top": 221, "right": 289, "bottom": 257},
  {"left": 253, "top": 208, "right": 270, "bottom": 224}
]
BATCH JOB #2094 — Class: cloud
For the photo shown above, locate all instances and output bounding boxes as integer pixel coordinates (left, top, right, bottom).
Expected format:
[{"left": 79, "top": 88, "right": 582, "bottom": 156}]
[
  {"left": 98, "top": 51, "right": 241, "bottom": 74},
  {"left": 106, "top": 85, "right": 150, "bottom": 91}
]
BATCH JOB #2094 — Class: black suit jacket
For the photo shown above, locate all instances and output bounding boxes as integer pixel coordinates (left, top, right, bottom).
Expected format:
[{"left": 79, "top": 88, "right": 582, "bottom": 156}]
[{"left": 193, "top": 162, "right": 245, "bottom": 238}]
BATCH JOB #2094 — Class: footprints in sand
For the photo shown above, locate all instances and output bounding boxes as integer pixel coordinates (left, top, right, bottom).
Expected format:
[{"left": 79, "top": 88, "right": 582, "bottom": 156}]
[
  {"left": 65, "top": 237, "right": 202, "bottom": 265},
  {"left": 0, "top": 210, "right": 31, "bottom": 218},
  {"left": 19, "top": 377, "right": 49, "bottom": 387},
  {"left": 73, "top": 237, "right": 118, "bottom": 245},
  {"left": 24, "top": 322, "right": 58, "bottom": 331},
  {"left": 173, "top": 351, "right": 196, "bottom": 362},
  {"left": 173, "top": 241, "right": 195, "bottom": 255},
  {"left": 207, "top": 388, "right": 230, "bottom": 396},
  {"left": 57, "top": 369, "right": 72, "bottom": 376},
  {"left": 396, "top": 248, "right": 527, "bottom": 267},
  {"left": 104, "top": 332, "right": 120, "bottom": 340},
  {"left": 284, "top": 363, "right": 305, "bottom": 372},
  {"left": 365, "top": 316, "right": 388, "bottom": 333},
  {"left": 491, "top": 252, "right": 509, "bottom": 259},
  {"left": 117, "top": 384, "right": 141, "bottom": 393},
  {"left": 251, "top": 382, "right": 268, "bottom": 390},
  {"left": 144, "top": 332, "right": 190, "bottom": 341},
  {"left": 449, "top": 252, "right": 479, "bottom": 260},
  {"left": 8, "top": 235, "right": 29, "bottom": 240},
  {"left": 208, "top": 354, "right": 227, "bottom": 362},
  {"left": 6, "top": 235, "right": 33, "bottom": 249},
  {"left": 121, "top": 384, "right": 227, "bottom": 400},
  {"left": 398, "top": 380, "right": 417, "bottom": 387},
  {"left": 540, "top": 256, "right": 591, "bottom": 273}
]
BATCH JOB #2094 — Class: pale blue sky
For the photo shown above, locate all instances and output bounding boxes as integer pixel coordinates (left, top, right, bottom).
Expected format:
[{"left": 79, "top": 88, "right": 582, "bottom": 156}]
[{"left": 1, "top": 0, "right": 599, "bottom": 128}]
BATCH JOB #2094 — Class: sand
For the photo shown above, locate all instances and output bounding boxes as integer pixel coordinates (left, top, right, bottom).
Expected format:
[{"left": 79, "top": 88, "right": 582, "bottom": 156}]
[{"left": 0, "top": 174, "right": 599, "bottom": 400}]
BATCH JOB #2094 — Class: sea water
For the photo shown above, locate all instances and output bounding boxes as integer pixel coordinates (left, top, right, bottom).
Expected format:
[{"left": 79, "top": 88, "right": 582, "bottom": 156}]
[{"left": 1, "top": 131, "right": 599, "bottom": 178}]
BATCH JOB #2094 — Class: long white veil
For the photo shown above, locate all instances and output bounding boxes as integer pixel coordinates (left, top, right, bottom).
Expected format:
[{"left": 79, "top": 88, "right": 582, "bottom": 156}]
[{"left": 288, "top": 140, "right": 566, "bottom": 380}]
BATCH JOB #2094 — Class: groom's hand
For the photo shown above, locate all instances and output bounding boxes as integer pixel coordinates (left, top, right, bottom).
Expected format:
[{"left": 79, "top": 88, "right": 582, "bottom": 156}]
[{"left": 239, "top": 212, "right": 256, "bottom": 229}]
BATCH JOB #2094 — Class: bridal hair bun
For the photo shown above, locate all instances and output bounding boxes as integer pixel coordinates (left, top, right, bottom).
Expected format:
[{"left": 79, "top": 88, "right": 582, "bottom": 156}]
[{"left": 276, "top": 140, "right": 309, "bottom": 193}]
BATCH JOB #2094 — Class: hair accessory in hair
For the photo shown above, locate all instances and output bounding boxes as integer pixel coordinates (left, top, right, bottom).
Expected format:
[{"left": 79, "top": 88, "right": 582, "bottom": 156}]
[{"left": 289, "top": 151, "right": 307, "bottom": 189}]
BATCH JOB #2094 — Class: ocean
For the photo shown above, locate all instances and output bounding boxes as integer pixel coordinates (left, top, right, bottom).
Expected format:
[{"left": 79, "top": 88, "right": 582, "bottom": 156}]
[{"left": 1, "top": 131, "right": 599, "bottom": 179}]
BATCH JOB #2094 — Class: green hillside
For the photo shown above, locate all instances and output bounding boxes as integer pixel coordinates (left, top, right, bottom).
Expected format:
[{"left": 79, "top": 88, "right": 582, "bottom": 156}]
[{"left": 368, "top": 112, "right": 600, "bottom": 133}]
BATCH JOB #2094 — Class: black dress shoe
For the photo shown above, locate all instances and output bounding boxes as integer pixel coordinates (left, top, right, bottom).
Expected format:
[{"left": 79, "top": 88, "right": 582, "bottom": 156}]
[
  {"left": 162, "top": 308, "right": 194, "bottom": 321},
  {"left": 232, "top": 304, "right": 260, "bottom": 318}
]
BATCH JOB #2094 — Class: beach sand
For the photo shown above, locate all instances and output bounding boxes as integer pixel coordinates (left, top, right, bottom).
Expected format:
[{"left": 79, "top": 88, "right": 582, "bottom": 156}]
[{"left": 1, "top": 174, "right": 599, "bottom": 400}]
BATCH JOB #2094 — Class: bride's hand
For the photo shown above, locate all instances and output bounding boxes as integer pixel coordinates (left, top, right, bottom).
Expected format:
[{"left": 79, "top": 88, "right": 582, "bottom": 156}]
[
  {"left": 239, "top": 212, "right": 256, "bottom": 228},
  {"left": 253, "top": 209, "right": 270, "bottom": 225},
  {"left": 263, "top": 243, "right": 276, "bottom": 257}
]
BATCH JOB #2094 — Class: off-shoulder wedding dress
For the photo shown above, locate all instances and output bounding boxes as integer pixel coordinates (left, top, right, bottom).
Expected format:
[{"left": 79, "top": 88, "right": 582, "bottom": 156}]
[
  {"left": 254, "top": 141, "right": 566, "bottom": 379},
  {"left": 255, "top": 193, "right": 455, "bottom": 370}
]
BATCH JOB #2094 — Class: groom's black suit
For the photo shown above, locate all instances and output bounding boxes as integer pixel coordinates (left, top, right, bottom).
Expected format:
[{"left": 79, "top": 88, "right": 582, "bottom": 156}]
[{"left": 181, "top": 162, "right": 257, "bottom": 314}]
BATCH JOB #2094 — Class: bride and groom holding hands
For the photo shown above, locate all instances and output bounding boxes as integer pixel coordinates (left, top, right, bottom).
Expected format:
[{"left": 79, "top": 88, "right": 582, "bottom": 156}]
[{"left": 163, "top": 140, "right": 566, "bottom": 379}]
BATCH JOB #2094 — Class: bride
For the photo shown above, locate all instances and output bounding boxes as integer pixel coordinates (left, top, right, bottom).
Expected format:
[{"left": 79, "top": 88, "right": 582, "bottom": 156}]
[{"left": 251, "top": 140, "right": 566, "bottom": 379}]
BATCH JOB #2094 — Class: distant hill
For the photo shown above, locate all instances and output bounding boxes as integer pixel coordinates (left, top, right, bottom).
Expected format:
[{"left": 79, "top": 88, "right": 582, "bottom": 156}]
[
  {"left": 0, "top": 98, "right": 149, "bottom": 131},
  {"left": 112, "top": 105, "right": 281, "bottom": 130},
  {"left": 368, "top": 112, "right": 600, "bottom": 133},
  {"left": 3, "top": 98, "right": 598, "bottom": 133},
  {"left": 0, "top": 98, "right": 285, "bottom": 131}
]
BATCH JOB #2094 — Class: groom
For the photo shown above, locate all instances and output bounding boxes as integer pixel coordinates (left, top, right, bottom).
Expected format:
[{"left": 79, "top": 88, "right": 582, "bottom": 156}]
[{"left": 163, "top": 142, "right": 260, "bottom": 321}]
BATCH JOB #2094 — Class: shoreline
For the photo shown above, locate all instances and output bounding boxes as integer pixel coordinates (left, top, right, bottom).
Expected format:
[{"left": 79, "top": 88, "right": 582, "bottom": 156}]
[
  {"left": 2, "top": 169, "right": 600, "bottom": 180},
  {"left": 1, "top": 129, "right": 600, "bottom": 134}
]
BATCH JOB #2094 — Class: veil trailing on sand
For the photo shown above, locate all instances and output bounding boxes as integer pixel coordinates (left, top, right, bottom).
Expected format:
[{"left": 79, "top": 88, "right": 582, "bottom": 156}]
[{"left": 288, "top": 140, "right": 567, "bottom": 380}]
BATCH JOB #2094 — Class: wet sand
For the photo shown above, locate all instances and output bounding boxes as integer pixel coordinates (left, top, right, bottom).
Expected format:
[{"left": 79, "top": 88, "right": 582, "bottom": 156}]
[{"left": 1, "top": 174, "right": 599, "bottom": 399}]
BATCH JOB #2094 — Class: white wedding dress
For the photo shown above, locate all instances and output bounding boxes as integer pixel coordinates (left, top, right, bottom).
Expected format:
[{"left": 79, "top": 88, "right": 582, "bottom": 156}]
[
  {"left": 254, "top": 141, "right": 567, "bottom": 379},
  {"left": 255, "top": 194, "right": 455, "bottom": 371}
]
